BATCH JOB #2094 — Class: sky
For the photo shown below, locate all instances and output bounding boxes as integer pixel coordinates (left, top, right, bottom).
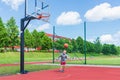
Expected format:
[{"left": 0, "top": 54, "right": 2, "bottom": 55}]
[{"left": 0, "top": 0, "right": 120, "bottom": 46}]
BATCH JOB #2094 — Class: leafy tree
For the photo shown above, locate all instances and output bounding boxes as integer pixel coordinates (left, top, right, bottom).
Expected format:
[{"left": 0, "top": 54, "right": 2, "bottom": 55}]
[
  {"left": 54, "top": 38, "right": 73, "bottom": 53},
  {"left": 102, "top": 44, "right": 111, "bottom": 55},
  {"left": 0, "top": 17, "right": 8, "bottom": 48},
  {"left": 86, "top": 41, "right": 95, "bottom": 53},
  {"left": 6, "top": 17, "right": 19, "bottom": 50},
  {"left": 94, "top": 37, "right": 102, "bottom": 53},
  {"left": 32, "top": 30, "right": 41, "bottom": 48},
  {"left": 55, "top": 38, "right": 65, "bottom": 51},
  {"left": 71, "top": 39, "right": 78, "bottom": 52},
  {"left": 24, "top": 29, "right": 34, "bottom": 50},
  {"left": 41, "top": 35, "right": 52, "bottom": 50},
  {"left": 110, "top": 44, "right": 118, "bottom": 55},
  {"left": 64, "top": 39, "right": 73, "bottom": 53},
  {"left": 116, "top": 46, "right": 120, "bottom": 54},
  {"left": 32, "top": 30, "right": 52, "bottom": 50},
  {"left": 102, "top": 44, "right": 118, "bottom": 55},
  {"left": 76, "top": 36, "right": 83, "bottom": 53},
  {"left": 37, "top": 31, "right": 48, "bottom": 49}
]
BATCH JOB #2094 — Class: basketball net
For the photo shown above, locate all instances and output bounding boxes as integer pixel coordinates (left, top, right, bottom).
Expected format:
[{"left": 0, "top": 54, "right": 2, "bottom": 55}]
[{"left": 36, "top": 13, "right": 50, "bottom": 22}]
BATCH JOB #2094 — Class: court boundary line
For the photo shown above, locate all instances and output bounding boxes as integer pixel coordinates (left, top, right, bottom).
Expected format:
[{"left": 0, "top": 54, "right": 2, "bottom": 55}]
[{"left": 36, "top": 63, "right": 120, "bottom": 68}]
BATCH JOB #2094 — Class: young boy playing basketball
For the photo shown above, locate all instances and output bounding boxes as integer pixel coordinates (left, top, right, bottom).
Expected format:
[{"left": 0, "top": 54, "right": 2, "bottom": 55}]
[{"left": 58, "top": 50, "right": 67, "bottom": 72}]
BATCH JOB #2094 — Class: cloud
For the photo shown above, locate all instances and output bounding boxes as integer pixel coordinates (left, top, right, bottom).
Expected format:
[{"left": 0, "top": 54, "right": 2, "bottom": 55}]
[
  {"left": 36, "top": 23, "right": 50, "bottom": 31},
  {"left": 100, "top": 34, "right": 113, "bottom": 43},
  {"left": 87, "top": 31, "right": 120, "bottom": 46},
  {"left": 87, "top": 38, "right": 95, "bottom": 42},
  {"left": 56, "top": 11, "right": 82, "bottom": 25},
  {"left": 2, "top": 0, "right": 24, "bottom": 10},
  {"left": 99, "top": 31, "right": 120, "bottom": 45},
  {"left": 84, "top": 2, "right": 120, "bottom": 22}
]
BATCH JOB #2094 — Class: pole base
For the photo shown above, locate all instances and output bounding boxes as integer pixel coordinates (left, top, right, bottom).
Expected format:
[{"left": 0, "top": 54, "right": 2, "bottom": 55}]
[{"left": 20, "top": 70, "right": 28, "bottom": 74}]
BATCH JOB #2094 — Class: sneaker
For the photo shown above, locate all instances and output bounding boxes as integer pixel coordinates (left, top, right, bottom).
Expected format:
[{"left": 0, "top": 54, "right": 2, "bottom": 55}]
[{"left": 60, "top": 70, "right": 64, "bottom": 72}]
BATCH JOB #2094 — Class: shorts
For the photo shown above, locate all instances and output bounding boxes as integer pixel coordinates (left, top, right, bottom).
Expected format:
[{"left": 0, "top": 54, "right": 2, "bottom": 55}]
[{"left": 60, "top": 61, "right": 66, "bottom": 65}]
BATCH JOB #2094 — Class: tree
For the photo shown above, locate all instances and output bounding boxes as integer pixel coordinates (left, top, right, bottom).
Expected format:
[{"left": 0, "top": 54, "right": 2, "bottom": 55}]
[
  {"left": 102, "top": 44, "right": 118, "bottom": 55},
  {"left": 41, "top": 35, "right": 52, "bottom": 50},
  {"left": 55, "top": 38, "right": 65, "bottom": 51},
  {"left": 0, "top": 17, "right": 8, "bottom": 48},
  {"left": 86, "top": 41, "right": 95, "bottom": 53},
  {"left": 71, "top": 39, "right": 78, "bottom": 52},
  {"left": 94, "top": 37, "right": 102, "bottom": 54},
  {"left": 102, "top": 44, "right": 111, "bottom": 55},
  {"left": 116, "top": 46, "right": 120, "bottom": 54},
  {"left": 6, "top": 17, "right": 19, "bottom": 50},
  {"left": 54, "top": 38, "right": 73, "bottom": 53},
  {"left": 32, "top": 30, "right": 52, "bottom": 50},
  {"left": 110, "top": 44, "right": 118, "bottom": 55},
  {"left": 32, "top": 30, "right": 41, "bottom": 48},
  {"left": 64, "top": 39, "right": 73, "bottom": 53},
  {"left": 24, "top": 29, "right": 34, "bottom": 50},
  {"left": 76, "top": 36, "right": 84, "bottom": 53}
]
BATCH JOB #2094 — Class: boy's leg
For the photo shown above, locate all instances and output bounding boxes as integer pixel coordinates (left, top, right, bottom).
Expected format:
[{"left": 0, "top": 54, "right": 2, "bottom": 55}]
[
  {"left": 63, "top": 61, "right": 66, "bottom": 71},
  {"left": 63, "top": 65, "right": 65, "bottom": 71},
  {"left": 60, "top": 62, "right": 66, "bottom": 72},
  {"left": 60, "top": 65, "right": 64, "bottom": 72},
  {"left": 60, "top": 65, "right": 63, "bottom": 70},
  {"left": 59, "top": 62, "right": 63, "bottom": 71},
  {"left": 59, "top": 62, "right": 64, "bottom": 72}
]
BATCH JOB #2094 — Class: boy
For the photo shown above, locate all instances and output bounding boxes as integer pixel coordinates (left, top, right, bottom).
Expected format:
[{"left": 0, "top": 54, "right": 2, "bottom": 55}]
[{"left": 58, "top": 50, "right": 67, "bottom": 72}]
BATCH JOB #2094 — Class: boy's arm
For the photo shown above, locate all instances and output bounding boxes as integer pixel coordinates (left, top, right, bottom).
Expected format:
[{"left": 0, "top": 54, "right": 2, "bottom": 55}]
[{"left": 58, "top": 53, "right": 62, "bottom": 58}]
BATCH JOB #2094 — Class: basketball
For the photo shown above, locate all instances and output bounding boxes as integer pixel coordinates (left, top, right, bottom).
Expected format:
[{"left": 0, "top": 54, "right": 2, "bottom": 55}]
[{"left": 64, "top": 43, "right": 68, "bottom": 48}]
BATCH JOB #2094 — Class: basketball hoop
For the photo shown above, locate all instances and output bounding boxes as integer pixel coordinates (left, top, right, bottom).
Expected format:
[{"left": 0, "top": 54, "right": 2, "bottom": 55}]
[
  {"left": 36, "top": 13, "right": 50, "bottom": 22},
  {"left": 20, "top": 0, "right": 50, "bottom": 74}
]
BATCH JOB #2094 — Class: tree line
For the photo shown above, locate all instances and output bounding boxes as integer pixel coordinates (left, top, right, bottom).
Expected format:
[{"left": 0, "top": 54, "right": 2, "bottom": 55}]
[
  {"left": 0, "top": 17, "right": 19, "bottom": 50},
  {"left": 0, "top": 17, "right": 120, "bottom": 55},
  {"left": 0, "top": 17, "right": 52, "bottom": 52},
  {"left": 55, "top": 37, "right": 120, "bottom": 55}
]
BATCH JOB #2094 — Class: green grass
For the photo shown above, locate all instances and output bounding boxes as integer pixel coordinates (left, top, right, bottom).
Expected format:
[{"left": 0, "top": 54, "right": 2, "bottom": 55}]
[
  {"left": 0, "top": 52, "right": 60, "bottom": 76},
  {"left": 1, "top": 52, "right": 120, "bottom": 75},
  {"left": 0, "top": 52, "right": 59, "bottom": 64},
  {"left": 0, "top": 64, "right": 59, "bottom": 76},
  {"left": 65, "top": 55, "right": 120, "bottom": 66},
  {"left": 0, "top": 52, "right": 20, "bottom": 64},
  {"left": 87, "top": 56, "right": 120, "bottom": 65},
  {"left": 1, "top": 52, "right": 120, "bottom": 65}
]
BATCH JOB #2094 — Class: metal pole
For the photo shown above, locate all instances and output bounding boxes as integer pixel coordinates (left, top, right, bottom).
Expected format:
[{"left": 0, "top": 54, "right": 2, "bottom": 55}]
[
  {"left": 84, "top": 21, "right": 87, "bottom": 64},
  {"left": 20, "top": 0, "right": 27, "bottom": 74},
  {"left": 52, "top": 26, "right": 55, "bottom": 63},
  {"left": 20, "top": 19, "right": 25, "bottom": 73},
  {"left": 35, "top": 0, "right": 37, "bottom": 15},
  {"left": 25, "top": 0, "right": 26, "bottom": 17}
]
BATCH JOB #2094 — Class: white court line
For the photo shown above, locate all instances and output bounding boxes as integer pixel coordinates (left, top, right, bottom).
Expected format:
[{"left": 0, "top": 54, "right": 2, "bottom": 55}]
[{"left": 35, "top": 63, "right": 120, "bottom": 68}]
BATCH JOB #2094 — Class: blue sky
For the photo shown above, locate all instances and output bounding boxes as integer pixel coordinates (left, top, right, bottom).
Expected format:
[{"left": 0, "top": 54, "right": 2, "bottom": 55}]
[{"left": 0, "top": 0, "right": 120, "bottom": 46}]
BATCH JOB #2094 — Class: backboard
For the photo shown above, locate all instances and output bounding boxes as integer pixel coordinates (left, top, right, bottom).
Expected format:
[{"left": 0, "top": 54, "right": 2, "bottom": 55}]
[{"left": 26, "top": 0, "right": 50, "bottom": 21}]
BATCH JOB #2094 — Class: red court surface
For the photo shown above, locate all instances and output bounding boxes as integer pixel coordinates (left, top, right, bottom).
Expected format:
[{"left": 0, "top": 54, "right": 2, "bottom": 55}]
[{"left": 0, "top": 66, "right": 120, "bottom": 80}]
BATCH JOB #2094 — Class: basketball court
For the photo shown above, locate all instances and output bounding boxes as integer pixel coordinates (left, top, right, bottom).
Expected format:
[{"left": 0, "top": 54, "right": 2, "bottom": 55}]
[
  {"left": 0, "top": 65, "right": 120, "bottom": 80},
  {"left": 1, "top": 0, "right": 119, "bottom": 80}
]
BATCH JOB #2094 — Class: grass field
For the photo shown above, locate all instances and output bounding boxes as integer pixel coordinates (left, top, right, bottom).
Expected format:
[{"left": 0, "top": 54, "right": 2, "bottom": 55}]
[
  {"left": 0, "top": 52, "right": 60, "bottom": 75},
  {"left": 0, "top": 52, "right": 120, "bottom": 65},
  {"left": 87, "top": 56, "right": 120, "bottom": 65},
  {"left": 0, "top": 52, "right": 120, "bottom": 75},
  {"left": 0, "top": 64, "right": 59, "bottom": 76},
  {"left": 0, "top": 52, "right": 58, "bottom": 64}
]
